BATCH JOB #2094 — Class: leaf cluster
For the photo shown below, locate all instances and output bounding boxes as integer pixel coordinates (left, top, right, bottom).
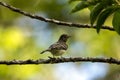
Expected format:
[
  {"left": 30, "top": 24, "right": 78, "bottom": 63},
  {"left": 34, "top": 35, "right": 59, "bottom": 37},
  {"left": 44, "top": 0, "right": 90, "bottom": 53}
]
[{"left": 70, "top": 0, "right": 120, "bottom": 34}]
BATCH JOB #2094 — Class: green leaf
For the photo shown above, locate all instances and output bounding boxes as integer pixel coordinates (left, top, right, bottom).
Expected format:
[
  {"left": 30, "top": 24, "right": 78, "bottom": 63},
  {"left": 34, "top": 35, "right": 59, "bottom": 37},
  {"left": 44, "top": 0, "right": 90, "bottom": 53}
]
[
  {"left": 71, "top": 0, "right": 102, "bottom": 13},
  {"left": 90, "top": 3, "right": 105, "bottom": 26},
  {"left": 71, "top": 1, "right": 90, "bottom": 13},
  {"left": 68, "top": 0, "right": 81, "bottom": 3},
  {"left": 71, "top": 0, "right": 101, "bottom": 13},
  {"left": 112, "top": 9, "right": 120, "bottom": 34},
  {"left": 88, "top": 6, "right": 94, "bottom": 11},
  {"left": 96, "top": 5, "right": 120, "bottom": 33},
  {"left": 90, "top": 0, "right": 114, "bottom": 26}
]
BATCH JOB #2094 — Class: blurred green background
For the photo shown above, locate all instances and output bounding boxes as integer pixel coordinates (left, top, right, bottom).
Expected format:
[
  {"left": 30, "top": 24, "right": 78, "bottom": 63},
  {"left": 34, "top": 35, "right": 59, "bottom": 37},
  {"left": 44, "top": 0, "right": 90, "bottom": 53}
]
[{"left": 0, "top": 0, "right": 120, "bottom": 80}]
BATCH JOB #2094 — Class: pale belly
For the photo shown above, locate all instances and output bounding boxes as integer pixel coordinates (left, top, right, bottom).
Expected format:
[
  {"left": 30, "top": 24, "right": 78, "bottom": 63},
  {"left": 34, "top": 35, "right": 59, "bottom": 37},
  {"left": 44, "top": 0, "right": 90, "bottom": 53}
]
[{"left": 51, "top": 50, "right": 66, "bottom": 56}]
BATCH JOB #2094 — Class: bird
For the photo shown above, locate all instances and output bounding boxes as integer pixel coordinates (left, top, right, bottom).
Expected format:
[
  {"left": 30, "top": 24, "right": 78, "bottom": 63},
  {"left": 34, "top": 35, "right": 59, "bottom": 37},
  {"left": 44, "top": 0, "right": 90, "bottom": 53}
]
[{"left": 40, "top": 34, "right": 70, "bottom": 57}]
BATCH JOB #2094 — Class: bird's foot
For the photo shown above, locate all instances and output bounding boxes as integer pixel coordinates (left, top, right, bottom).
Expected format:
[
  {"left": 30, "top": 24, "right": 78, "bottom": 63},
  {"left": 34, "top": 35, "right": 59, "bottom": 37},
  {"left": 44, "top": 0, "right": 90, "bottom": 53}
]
[
  {"left": 60, "top": 56, "right": 65, "bottom": 59},
  {"left": 48, "top": 56, "right": 56, "bottom": 60}
]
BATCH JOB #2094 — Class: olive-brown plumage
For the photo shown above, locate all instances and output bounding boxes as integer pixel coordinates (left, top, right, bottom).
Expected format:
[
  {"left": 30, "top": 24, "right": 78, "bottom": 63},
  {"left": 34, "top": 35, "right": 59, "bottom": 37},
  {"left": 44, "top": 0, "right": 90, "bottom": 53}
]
[{"left": 40, "top": 34, "right": 70, "bottom": 57}]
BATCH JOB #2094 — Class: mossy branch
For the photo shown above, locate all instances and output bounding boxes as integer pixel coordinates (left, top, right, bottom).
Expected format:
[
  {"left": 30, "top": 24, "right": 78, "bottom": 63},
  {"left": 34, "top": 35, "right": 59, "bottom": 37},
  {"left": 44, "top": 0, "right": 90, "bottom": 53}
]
[{"left": 0, "top": 57, "right": 119, "bottom": 65}]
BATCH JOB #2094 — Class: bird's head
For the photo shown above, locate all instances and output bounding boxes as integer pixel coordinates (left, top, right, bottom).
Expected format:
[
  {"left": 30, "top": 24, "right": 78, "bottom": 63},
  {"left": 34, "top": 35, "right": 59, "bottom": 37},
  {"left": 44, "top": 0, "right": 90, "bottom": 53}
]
[{"left": 58, "top": 34, "right": 71, "bottom": 42}]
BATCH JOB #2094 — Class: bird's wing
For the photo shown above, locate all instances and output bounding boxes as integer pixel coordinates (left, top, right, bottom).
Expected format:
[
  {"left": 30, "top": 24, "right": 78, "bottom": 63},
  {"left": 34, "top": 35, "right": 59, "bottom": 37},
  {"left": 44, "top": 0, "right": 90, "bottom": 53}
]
[{"left": 49, "top": 42, "right": 68, "bottom": 50}]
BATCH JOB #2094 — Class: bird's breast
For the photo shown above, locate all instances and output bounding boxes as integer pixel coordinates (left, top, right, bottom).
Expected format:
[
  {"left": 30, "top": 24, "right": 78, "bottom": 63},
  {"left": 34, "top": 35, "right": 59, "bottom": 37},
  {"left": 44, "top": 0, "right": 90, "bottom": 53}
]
[{"left": 51, "top": 50, "right": 66, "bottom": 56}]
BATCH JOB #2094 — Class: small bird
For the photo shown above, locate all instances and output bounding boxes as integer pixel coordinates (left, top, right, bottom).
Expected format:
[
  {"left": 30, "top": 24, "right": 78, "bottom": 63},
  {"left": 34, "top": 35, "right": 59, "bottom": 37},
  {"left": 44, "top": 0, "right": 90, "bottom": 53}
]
[{"left": 40, "top": 34, "right": 70, "bottom": 57}]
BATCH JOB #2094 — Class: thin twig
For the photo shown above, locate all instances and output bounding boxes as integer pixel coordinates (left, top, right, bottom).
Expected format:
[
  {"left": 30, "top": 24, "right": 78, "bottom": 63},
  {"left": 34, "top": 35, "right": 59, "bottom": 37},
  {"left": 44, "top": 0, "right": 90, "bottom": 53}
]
[
  {"left": 0, "top": 57, "right": 120, "bottom": 65},
  {"left": 0, "top": 1, "right": 114, "bottom": 31}
]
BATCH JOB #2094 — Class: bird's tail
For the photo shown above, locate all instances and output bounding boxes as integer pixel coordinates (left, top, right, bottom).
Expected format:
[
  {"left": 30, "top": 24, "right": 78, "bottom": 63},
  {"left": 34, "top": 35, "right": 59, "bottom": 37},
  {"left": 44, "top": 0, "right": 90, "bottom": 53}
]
[{"left": 40, "top": 49, "right": 49, "bottom": 54}]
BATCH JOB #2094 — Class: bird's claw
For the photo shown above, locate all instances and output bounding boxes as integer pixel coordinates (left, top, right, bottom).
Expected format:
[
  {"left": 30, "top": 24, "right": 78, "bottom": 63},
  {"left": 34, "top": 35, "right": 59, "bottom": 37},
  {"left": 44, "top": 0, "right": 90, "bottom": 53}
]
[
  {"left": 60, "top": 56, "right": 64, "bottom": 59},
  {"left": 48, "top": 56, "right": 56, "bottom": 60}
]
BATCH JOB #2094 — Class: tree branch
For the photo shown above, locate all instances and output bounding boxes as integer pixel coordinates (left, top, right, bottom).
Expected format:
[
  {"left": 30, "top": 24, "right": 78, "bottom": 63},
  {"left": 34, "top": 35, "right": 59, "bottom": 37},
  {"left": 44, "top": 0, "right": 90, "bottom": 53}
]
[
  {"left": 0, "top": 1, "right": 114, "bottom": 31},
  {"left": 0, "top": 57, "right": 120, "bottom": 65},
  {"left": 0, "top": 2, "right": 119, "bottom": 65}
]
